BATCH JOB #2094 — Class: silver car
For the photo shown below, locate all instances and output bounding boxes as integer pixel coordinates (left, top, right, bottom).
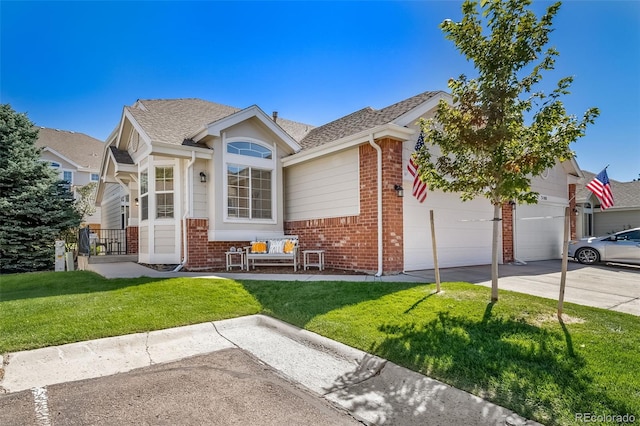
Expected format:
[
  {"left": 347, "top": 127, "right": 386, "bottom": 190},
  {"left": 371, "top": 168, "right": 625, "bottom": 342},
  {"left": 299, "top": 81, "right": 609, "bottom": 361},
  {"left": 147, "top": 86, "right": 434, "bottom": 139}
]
[{"left": 568, "top": 227, "right": 640, "bottom": 265}]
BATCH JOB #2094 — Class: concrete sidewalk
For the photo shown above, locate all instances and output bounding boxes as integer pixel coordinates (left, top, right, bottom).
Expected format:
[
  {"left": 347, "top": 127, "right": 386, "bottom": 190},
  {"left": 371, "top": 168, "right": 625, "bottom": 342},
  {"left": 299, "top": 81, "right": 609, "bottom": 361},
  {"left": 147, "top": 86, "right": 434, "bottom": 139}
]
[{"left": 0, "top": 315, "right": 539, "bottom": 425}]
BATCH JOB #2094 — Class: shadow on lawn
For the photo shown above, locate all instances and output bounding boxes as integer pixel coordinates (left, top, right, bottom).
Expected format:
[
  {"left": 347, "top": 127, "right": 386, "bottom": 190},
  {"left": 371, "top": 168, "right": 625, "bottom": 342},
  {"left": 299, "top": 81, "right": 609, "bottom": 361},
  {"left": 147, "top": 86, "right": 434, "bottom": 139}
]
[
  {"left": 240, "top": 280, "right": 425, "bottom": 327},
  {"left": 325, "top": 303, "right": 630, "bottom": 426},
  {"left": 0, "top": 271, "right": 162, "bottom": 302}
]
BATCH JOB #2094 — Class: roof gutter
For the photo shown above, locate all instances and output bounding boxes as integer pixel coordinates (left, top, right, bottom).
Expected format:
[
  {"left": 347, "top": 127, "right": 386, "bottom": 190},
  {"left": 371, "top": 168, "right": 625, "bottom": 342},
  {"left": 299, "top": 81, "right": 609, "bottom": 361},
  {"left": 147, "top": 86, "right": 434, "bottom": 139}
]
[{"left": 368, "top": 134, "right": 383, "bottom": 277}]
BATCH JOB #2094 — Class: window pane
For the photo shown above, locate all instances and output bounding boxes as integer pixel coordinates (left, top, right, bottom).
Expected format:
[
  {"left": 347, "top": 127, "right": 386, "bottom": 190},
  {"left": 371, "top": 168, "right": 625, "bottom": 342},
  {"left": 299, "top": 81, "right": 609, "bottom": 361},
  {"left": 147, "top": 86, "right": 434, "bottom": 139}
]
[
  {"left": 141, "top": 195, "right": 148, "bottom": 220},
  {"left": 155, "top": 167, "right": 174, "bottom": 191},
  {"left": 156, "top": 193, "right": 174, "bottom": 218},
  {"left": 251, "top": 169, "right": 272, "bottom": 219},
  {"left": 227, "top": 141, "right": 272, "bottom": 159},
  {"left": 91, "top": 173, "right": 99, "bottom": 182},
  {"left": 140, "top": 170, "right": 148, "bottom": 194},
  {"left": 227, "top": 164, "right": 272, "bottom": 220},
  {"left": 228, "top": 165, "right": 250, "bottom": 218}
]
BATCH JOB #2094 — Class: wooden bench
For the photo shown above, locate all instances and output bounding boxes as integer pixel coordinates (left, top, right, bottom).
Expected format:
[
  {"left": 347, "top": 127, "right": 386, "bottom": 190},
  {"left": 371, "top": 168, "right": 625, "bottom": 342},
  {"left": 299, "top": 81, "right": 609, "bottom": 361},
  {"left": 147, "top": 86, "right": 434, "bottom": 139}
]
[{"left": 244, "top": 236, "right": 300, "bottom": 271}]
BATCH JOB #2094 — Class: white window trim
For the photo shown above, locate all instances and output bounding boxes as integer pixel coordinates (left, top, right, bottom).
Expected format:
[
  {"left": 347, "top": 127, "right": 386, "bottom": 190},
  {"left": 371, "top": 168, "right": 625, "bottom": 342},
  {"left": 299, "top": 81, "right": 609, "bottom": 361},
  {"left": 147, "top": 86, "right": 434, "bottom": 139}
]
[
  {"left": 154, "top": 165, "right": 175, "bottom": 220},
  {"left": 222, "top": 136, "right": 277, "bottom": 224},
  {"left": 62, "top": 169, "right": 74, "bottom": 184},
  {"left": 139, "top": 167, "right": 149, "bottom": 222}
]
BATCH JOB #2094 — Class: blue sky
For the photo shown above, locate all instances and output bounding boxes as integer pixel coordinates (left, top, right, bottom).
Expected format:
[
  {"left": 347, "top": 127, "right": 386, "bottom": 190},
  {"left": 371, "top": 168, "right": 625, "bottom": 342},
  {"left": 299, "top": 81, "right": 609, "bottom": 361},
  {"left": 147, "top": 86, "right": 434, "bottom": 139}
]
[{"left": 1, "top": 1, "right": 638, "bottom": 182}]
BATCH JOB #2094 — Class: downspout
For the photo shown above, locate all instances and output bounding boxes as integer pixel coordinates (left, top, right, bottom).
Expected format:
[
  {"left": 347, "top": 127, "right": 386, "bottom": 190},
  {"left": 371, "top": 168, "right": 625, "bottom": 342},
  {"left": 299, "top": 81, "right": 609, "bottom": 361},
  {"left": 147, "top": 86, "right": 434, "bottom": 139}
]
[
  {"left": 368, "top": 134, "right": 383, "bottom": 277},
  {"left": 173, "top": 152, "right": 196, "bottom": 272}
]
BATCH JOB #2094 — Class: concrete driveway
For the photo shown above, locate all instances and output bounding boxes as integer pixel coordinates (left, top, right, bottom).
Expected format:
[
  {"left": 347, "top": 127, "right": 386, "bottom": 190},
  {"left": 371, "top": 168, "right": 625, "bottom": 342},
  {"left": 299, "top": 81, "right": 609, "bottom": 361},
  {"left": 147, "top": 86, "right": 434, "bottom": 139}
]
[{"left": 404, "top": 260, "right": 640, "bottom": 316}]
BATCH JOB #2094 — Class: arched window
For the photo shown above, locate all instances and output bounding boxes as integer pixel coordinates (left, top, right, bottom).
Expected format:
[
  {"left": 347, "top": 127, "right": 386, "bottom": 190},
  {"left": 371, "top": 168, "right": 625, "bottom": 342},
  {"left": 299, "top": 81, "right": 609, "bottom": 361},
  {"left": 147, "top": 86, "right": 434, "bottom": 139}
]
[
  {"left": 225, "top": 139, "right": 274, "bottom": 221},
  {"left": 227, "top": 141, "right": 272, "bottom": 159}
]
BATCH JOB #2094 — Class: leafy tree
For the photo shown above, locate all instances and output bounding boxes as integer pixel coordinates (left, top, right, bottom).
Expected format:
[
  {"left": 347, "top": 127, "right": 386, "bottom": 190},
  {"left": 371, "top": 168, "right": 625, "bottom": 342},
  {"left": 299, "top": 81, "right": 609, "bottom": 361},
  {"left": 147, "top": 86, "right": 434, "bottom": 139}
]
[
  {"left": 75, "top": 182, "right": 98, "bottom": 220},
  {"left": 414, "top": 0, "right": 599, "bottom": 301},
  {"left": 0, "top": 104, "right": 82, "bottom": 273}
]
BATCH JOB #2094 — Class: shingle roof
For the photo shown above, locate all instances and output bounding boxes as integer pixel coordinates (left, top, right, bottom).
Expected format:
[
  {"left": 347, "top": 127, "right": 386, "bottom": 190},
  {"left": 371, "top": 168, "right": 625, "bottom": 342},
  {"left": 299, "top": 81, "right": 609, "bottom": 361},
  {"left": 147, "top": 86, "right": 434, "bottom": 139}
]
[
  {"left": 35, "top": 127, "right": 104, "bottom": 170},
  {"left": 578, "top": 170, "right": 640, "bottom": 209},
  {"left": 299, "top": 90, "right": 441, "bottom": 149},
  {"left": 127, "top": 99, "right": 314, "bottom": 145}
]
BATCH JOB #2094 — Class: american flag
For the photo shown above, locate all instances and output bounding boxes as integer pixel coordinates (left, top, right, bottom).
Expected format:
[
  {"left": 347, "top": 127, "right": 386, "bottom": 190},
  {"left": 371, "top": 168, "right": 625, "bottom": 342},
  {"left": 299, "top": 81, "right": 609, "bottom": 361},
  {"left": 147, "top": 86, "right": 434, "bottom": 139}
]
[
  {"left": 586, "top": 168, "right": 614, "bottom": 210},
  {"left": 407, "top": 131, "right": 427, "bottom": 203}
]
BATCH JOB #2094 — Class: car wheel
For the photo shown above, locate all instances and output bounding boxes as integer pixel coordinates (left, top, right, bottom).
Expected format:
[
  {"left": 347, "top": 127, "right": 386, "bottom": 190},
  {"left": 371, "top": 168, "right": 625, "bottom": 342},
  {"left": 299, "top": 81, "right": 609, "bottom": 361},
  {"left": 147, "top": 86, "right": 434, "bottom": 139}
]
[{"left": 576, "top": 247, "right": 600, "bottom": 264}]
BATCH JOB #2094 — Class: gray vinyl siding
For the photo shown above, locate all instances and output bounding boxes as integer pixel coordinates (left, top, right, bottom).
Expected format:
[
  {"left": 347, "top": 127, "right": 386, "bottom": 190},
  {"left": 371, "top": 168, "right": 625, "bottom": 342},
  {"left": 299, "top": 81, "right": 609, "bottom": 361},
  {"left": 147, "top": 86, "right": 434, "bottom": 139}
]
[
  {"left": 139, "top": 226, "right": 149, "bottom": 254},
  {"left": 153, "top": 224, "right": 176, "bottom": 254},
  {"left": 192, "top": 159, "right": 208, "bottom": 217},
  {"left": 594, "top": 210, "right": 640, "bottom": 236},
  {"left": 101, "top": 183, "right": 124, "bottom": 229},
  {"left": 285, "top": 148, "right": 359, "bottom": 221},
  {"left": 530, "top": 163, "right": 569, "bottom": 199}
]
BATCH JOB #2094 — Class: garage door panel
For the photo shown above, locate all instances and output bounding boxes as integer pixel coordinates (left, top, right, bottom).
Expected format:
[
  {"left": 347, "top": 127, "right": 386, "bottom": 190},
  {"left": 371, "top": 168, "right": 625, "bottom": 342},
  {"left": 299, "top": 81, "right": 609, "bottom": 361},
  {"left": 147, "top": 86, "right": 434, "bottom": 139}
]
[
  {"left": 515, "top": 204, "right": 564, "bottom": 261},
  {"left": 403, "top": 189, "right": 494, "bottom": 271}
]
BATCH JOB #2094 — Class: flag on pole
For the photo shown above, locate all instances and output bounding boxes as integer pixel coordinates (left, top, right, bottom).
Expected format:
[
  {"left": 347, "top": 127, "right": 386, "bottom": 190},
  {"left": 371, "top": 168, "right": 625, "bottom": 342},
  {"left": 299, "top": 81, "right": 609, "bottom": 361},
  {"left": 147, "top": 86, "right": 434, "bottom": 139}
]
[
  {"left": 407, "top": 131, "right": 428, "bottom": 203},
  {"left": 586, "top": 168, "right": 614, "bottom": 209}
]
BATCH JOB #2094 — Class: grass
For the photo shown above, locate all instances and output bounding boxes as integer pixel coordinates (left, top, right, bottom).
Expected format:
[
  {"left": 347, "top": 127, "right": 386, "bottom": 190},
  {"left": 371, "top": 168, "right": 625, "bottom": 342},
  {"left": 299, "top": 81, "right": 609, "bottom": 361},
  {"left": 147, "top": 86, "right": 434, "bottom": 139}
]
[
  {"left": 0, "top": 271, "right": 261, "bottom": 350},
  {"left": 1, "top": 271, "right": 639, "bottom": 425}
]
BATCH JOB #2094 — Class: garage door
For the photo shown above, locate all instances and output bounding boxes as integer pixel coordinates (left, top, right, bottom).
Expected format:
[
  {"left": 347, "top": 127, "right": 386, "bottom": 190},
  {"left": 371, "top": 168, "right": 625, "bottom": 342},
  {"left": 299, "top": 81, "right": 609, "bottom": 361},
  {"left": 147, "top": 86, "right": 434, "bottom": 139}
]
[
  {"left": 403, "top": 189, "right": 495, "bottom": 271},
  {"left": 514, "top": 203, "right": 565, "bottom": 261}
]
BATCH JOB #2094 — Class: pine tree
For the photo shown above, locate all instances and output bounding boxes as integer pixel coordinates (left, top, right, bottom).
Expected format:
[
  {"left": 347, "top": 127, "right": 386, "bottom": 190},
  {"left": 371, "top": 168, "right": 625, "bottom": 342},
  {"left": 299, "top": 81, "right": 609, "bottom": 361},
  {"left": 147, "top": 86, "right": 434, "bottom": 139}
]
[{"left": 0, "top": 104, "right": 82, "bottom": 273}]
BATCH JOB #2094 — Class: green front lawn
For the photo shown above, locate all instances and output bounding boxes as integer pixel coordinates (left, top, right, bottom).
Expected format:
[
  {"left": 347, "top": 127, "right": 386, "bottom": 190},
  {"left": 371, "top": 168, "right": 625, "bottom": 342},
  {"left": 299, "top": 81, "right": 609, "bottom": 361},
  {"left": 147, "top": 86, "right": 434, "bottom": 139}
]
[{"left": 1, "top": 271, "right": 638, "bottom": 425}]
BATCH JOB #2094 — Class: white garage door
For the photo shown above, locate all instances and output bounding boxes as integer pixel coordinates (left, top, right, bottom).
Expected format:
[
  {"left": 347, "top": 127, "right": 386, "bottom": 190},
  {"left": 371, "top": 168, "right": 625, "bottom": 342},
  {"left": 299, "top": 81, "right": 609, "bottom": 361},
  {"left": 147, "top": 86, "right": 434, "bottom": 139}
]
[
  {"left": 514, "top": 203, "right": 565, "bottom": 261},
  {"left": 403, "top": 189, "right": 495, "bottom": 271}
]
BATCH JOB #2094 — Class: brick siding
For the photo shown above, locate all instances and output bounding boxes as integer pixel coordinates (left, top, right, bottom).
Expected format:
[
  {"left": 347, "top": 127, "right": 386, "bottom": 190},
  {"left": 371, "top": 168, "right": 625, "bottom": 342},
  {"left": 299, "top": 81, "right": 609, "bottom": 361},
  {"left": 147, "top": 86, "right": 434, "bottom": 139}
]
[
  {"left": 285, "top": 138, "right": 404, "bottom": 274},
  {"left": 501, "top": 202, "right": 514, "bottom": 263},
  {"left": 126, "top": 226, "right": 138, "bottom": 254}
]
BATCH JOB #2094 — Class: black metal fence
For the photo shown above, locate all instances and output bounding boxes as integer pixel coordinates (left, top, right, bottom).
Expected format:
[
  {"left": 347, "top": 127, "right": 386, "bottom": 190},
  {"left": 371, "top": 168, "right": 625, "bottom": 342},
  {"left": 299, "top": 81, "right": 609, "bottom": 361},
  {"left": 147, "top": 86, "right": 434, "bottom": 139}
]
[{"left": 79, "top": 228, "right": 127, "bottom": 256}]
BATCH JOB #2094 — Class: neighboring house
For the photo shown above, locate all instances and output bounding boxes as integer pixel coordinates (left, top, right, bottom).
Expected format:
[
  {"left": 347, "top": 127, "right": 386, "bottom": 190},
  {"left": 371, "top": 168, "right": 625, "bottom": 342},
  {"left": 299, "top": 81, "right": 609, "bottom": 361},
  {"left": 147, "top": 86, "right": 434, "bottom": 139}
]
[
  {"left": 36, "top": 127, "right": 105, "bottom": 228},
  {"left": 96, "top": 91, "right": 581, "bottom": 273},
  {"left": 575, "top": 171, "right": 640, "bottom": 238}
]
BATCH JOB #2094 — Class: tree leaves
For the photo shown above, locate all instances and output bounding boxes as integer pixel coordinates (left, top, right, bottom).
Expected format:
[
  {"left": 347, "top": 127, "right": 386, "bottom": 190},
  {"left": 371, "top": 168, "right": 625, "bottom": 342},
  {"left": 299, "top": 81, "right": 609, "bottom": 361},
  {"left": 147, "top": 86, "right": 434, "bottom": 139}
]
[
  {"left": 417, "top": 0, "right": 598, "bottom": 207},
  {"left": 416, "top": 0, "right": 599, "bottom": 301}
]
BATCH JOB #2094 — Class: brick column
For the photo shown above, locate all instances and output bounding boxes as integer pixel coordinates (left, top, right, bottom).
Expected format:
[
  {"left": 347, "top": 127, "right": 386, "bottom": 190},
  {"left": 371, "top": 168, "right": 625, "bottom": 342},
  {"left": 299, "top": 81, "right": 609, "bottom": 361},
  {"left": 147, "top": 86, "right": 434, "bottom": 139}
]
[
  {"left": 185, "top": 218, "right": 209, "bottom": 269},
  {"left": 379, "top": 138, "right": 404, "bottom": 273},
  {"left": 126, "top": 226, "right": 138, "bottom": 254},
  {"left": 502, "top": 202, "right": 514, "bottom": 263}
]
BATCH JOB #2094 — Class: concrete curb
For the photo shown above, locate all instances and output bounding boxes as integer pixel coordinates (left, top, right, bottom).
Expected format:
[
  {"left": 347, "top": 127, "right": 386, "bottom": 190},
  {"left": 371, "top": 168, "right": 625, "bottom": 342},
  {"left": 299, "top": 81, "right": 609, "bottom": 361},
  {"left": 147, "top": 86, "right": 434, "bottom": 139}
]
[
  {"left": 221, "top": 315, "right": 540, "bottom": 426},
  {"left": 0, "top": 315, "right": 542, "bottom": 425}
]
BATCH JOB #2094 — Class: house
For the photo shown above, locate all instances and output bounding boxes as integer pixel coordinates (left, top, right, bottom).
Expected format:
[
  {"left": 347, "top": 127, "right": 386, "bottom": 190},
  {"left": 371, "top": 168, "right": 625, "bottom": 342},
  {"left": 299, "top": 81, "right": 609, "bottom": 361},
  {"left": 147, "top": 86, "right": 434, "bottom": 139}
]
[
  {"left": 96, "top": 91, "right": 581, "bottom": 273},
  {"left": 575, "top": 171, "right": 640, "bottom": 238},
  {"left": 36, "top": 127, "right": 105, "bottom": 228}
]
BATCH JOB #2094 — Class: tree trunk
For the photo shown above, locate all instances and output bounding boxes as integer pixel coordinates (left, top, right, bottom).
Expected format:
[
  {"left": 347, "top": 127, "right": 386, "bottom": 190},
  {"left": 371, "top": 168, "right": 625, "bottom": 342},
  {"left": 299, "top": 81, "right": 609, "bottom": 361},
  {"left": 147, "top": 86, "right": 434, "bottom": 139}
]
[{"left": 491, "top": 203, "right": 501, "bottom": 302}]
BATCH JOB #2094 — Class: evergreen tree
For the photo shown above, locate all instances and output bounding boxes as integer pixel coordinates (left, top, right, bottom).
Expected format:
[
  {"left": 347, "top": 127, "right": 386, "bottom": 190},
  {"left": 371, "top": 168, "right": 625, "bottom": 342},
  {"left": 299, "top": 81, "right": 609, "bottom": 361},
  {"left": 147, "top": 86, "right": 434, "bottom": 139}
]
[{"left": 0, "top": 104, "right": 82, "bottom": 273}]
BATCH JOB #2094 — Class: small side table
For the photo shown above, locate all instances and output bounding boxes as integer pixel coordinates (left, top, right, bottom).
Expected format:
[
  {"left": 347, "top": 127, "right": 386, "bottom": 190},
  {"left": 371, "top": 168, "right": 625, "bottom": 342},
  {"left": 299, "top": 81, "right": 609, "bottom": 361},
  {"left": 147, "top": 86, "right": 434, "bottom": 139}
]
[
  {"left": 225, "top": 251, "right": 245, "bottom": 271},
  {"left": 303, "top": 250, "right": 325, "bottom": 271}
]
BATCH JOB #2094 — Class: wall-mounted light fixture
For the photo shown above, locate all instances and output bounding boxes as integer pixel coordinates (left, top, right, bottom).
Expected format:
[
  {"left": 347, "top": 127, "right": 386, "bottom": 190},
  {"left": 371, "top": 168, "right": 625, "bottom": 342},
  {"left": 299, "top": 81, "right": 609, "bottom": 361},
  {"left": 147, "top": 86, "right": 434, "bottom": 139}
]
[
  {"left": 134, "top": 198, "right": 139, "bottom": 206},
  {"left": 394, "top": 184, "right": 404, "bottom": 197},
  {"left": 199, "top": 172, "right": 207, "bottom": 183}
]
